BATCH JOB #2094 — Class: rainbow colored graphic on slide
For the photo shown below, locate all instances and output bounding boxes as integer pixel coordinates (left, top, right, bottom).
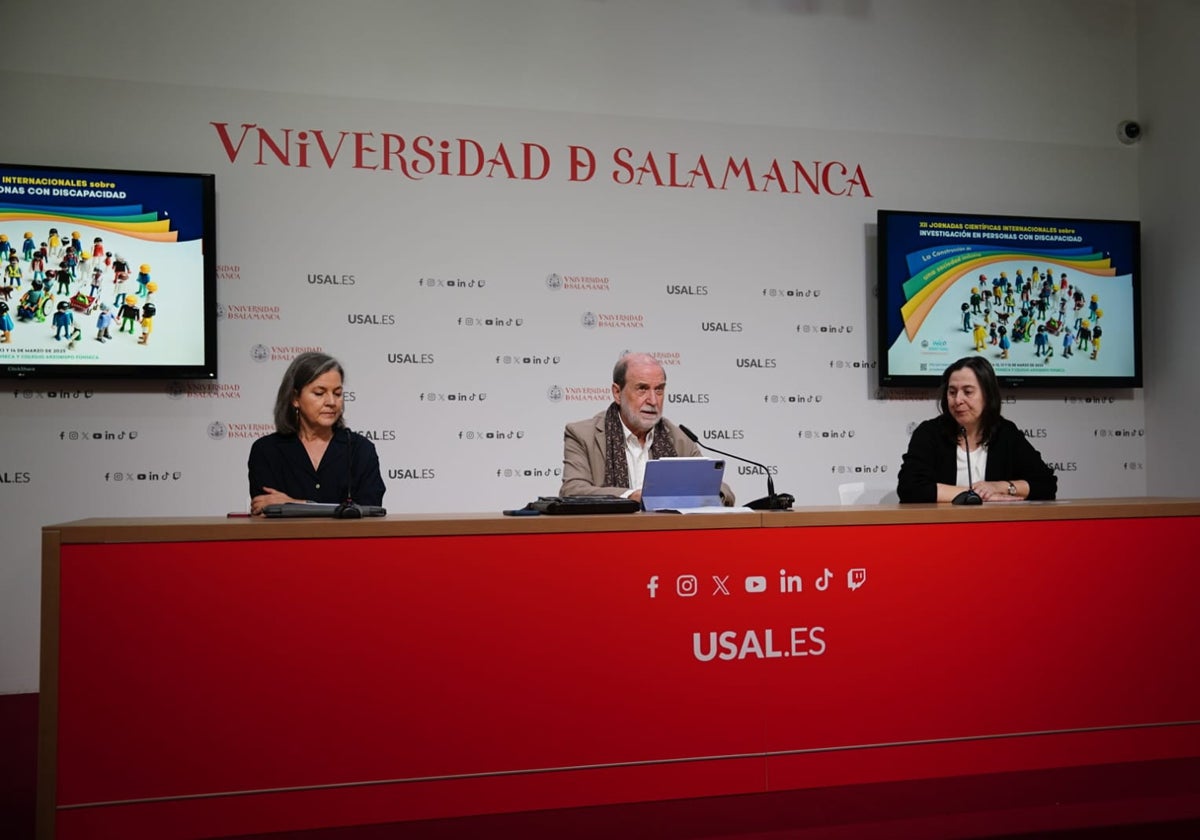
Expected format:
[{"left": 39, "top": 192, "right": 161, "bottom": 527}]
[
  {"left": 0, "top": 203, "right": 180, "bottom": 243},
  {"left": 898, "top": 244, "right": 1116, "bottom": 340}
]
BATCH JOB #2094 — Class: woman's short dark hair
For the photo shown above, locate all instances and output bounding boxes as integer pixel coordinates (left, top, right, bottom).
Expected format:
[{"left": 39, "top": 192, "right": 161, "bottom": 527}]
[
  {"left": 272, "top": 352, "right": 346, "bottom": 434},
  {"left": 936, "top": 355, "right": 1003, "bottom": 442}
]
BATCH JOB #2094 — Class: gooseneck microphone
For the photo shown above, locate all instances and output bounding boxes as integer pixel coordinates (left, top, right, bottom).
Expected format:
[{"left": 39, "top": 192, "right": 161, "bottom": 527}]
[
  {"left": 335, "top": 425, "right": 363, "bottom": 519},
  {"left": 678, "top": 424, "right": 794, "bottom": 511},
  {"left": 952, "top": 425, "right": 983, "bottom": 506}
]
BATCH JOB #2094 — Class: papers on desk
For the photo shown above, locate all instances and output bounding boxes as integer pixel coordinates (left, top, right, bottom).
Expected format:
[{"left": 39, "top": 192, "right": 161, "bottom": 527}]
[{"left": 646, "top": 505, "right": 745, "bottom": 514}]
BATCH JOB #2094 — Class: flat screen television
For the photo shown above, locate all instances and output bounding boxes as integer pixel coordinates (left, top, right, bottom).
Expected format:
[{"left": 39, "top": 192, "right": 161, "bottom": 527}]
[
  {"left": 877, "top": 209, "right": 1142, "bottom": 389},
  {"left": 0, "top": 162, "right": 216, "bottom": 379}
]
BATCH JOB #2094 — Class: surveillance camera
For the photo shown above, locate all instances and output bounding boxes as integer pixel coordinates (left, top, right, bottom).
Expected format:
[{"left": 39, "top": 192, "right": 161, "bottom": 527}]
[{"left": 1117, "top": 120, "right": 1142, "bottom": 145}]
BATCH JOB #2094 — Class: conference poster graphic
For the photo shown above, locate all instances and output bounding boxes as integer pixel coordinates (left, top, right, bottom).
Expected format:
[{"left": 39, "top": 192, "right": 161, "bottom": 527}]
[
  {"left": 879, "top": 211, "right": 1140, "bottom": 383},
  {"left": 0, "top": 164, "right": 211, "bottom": 370}
]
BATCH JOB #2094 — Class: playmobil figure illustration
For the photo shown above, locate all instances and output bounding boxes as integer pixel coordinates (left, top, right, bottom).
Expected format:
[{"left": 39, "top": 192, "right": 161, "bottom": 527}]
[
  {"left": 55, "top": 265, "right": 72, "bottom": 296},
  {"left": 998, "top": 325, "right": 1010, "bottom": 359},
  {"left": 29, "top": 249, "right": 44, "bottom": 284},
  {"left": 1012, "top": 309, "right": 1029, "bottom": 343},
  {"left": 972, "top": 322, "right": 988, "bottom": 352},
  {"left": 0, "top": 235, "right": 10, "bottom": 262},
  {"left": 5, "top": 250, "right": 23, "bottom": 280},
  {"left": 118, "top": 295, "right": 140, "bottom": 334},
  {"left": 136, "top": 264, "right": 151, "bottom": 298},
  {"left": 92, "top": 237, "right": 105, "bottom": 259},
  {"left": 17, "top": 279, "right": 49, "bottom": 322},
  {"left": 961, "top": 301, "right": 971, "bottom": 332},
  {"left": 0, "top": 301, "right": 12, "bottom": 343},
  {"left": 111, "top": 256, "right": 131, "bottom": 307},
  {"left": 70, "top": 231, "right": 84, "bottom": 257},
  {"left": 1036, "top": 288, "right": 1051, "bottom": 318},
  {"left": 52, "top": 300, "right": 74, "bottom": 340},
  {"left": 47, "top": 228, "right": 62, "bottom": 261},
  {"left": 138, "top": 301, "right": 156, "bottom": 345},
  {"left": 1076, "top": 320, "right": 1092, "bottom": 352},
  {"left": 62, "top": 247, "right": 78, "bottom": 281},
  {"left": 5, "top": 255, "right": 22, "bottom": 287},
  {"left": 1090, "top": 324, "right": 1102, "bottom": 359},
  {"left": 23, "top": 232, "right": 35, "bottom": 262},
  {"left": 1061, "top": 326, "right": 1074, "bottom": 358},
  {"left": 95, "top": 303, "right": 115, "bottom": 343},
  {"left": 89, "top": 267, "right": 103, "bottom": 298},
  {"left": 1034, "top": 325, "right": 1049, "bottom": 357}
]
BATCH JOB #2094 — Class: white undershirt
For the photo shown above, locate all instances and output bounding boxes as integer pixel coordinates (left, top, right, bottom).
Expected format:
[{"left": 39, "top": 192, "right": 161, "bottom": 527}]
[
  {"left": 956, "top": 443, "right": 988, "bottom": 488},
  {"left": 621, "top": 416, "right": 654, "bottom": 492}
]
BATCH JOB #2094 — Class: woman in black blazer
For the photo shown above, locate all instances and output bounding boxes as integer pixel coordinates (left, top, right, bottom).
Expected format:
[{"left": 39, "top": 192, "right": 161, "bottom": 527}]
[{"left": 897, "top": 356, "right": 1057, "bottom": 503}]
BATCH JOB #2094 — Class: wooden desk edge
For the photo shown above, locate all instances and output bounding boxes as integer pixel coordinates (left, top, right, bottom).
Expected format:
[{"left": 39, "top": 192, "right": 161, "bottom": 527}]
[{"left": 42, "top": 497, "right": 1200, "bottom": 544}]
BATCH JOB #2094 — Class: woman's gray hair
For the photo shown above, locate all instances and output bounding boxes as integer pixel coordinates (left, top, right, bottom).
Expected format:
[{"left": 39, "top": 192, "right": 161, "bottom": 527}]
[{"left": 272, "top": 352, "right": 346, "bottom": 433}]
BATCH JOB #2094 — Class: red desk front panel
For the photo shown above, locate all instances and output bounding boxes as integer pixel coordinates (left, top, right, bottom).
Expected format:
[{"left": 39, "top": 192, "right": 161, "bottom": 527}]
[{"left": 48, "top": 517, "right": 1200, "bottom": 838}]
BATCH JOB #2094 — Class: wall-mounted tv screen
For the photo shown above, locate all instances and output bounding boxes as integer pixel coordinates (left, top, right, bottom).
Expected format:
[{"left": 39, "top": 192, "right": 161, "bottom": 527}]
[
  {"left": 877, "top": 209, "right": 1142, "bottom": 389},
  {"left": 0, "top": 162, "right": 216, "bottom": 379}
]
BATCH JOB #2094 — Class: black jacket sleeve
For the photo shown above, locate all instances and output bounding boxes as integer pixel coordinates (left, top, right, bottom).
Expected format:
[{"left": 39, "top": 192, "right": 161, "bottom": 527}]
[
  {"left": 248, "top": 434, "right": 284, "bottom": 500},
  {"left": 983, "top": 420, "right": 1058, "bottom": 500},
  {"left": 896, "top": 419, "right": 949, "bottom": 503},
  {"left": 348, "top": 435, "right": 387, "bottom": 506}
]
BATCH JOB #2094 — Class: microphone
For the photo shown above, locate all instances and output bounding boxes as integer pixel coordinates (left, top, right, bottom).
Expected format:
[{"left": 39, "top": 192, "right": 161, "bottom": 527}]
[
  {"left": 952, "top": 425, "right": 983, "bottom": 506},
  {"left": 678, "top": 424, "right": 793, "bottom": 511},
  {"left": 335, "top": 425, "right": 363, "bottom": 519}
]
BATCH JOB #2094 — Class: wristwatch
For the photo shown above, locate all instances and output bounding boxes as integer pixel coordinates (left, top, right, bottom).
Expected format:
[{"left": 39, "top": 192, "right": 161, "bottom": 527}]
[{"left": 1006, "top": 481, "right": 1017, "bottom": 496}]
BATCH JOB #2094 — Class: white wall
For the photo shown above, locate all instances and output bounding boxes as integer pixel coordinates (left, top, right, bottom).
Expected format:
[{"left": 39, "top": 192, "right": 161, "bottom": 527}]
[
  {"left": 2, "top": 0, "right": 1162, "bottom": 694},
  {"left": 1138, "top": 0, "right": 1200, "bottom": 495}
]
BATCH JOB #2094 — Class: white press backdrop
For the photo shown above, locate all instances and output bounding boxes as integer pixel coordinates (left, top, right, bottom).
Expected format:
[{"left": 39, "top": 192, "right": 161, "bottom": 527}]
[{"left": 0, "top": 0, "right": 1164, "bottom": 694}]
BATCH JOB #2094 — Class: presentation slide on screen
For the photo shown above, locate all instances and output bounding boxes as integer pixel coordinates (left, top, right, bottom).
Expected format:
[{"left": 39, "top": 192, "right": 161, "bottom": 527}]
[
  {"left": 0, "top": 164, "right": 210, "bottom": 370},
  {"left": 880, "top": 211, "right": 1140, "bottom": 382}
]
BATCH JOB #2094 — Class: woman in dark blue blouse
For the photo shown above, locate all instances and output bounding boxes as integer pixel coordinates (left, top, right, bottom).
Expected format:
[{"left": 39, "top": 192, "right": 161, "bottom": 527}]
[{"left": 248, "top": 352, "right": 385, "bottom": 515}]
